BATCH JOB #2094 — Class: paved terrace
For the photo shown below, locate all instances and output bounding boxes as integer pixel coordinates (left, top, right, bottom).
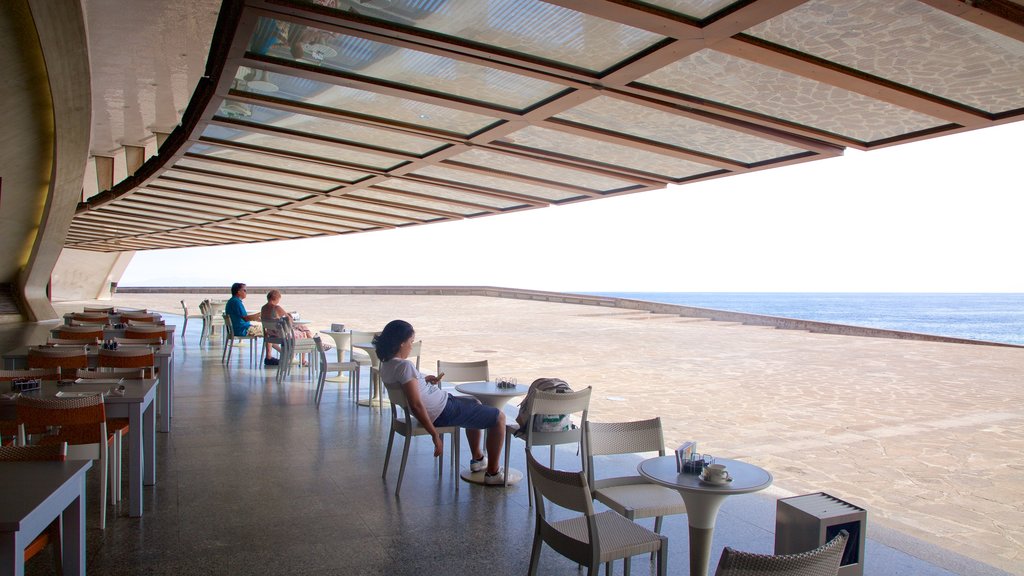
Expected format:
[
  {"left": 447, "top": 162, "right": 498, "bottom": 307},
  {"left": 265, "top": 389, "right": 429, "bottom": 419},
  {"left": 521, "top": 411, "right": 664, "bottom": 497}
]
[{"left": 10, "top": 291, "right": 1022, "bottom": 575}]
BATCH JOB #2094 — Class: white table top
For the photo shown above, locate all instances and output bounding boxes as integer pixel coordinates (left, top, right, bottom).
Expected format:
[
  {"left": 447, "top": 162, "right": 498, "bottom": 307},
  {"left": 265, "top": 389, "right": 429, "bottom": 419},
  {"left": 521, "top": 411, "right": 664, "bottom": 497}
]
[
  {"left": 454, "top": 381, "right": 530, "bottom": 398},
  {"left": 0, "top": 461, "right": 93, "bottom": 530},
  {"left": 638, "top": 456, "right": 772, "bottom": 495}
]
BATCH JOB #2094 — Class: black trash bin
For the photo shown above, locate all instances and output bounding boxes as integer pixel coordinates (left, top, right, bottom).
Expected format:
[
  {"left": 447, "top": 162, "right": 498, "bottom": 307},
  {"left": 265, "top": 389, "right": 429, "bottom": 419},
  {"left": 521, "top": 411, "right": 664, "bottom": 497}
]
[{"left": 775, "top": 492, "right": 866, "bottom": 576}]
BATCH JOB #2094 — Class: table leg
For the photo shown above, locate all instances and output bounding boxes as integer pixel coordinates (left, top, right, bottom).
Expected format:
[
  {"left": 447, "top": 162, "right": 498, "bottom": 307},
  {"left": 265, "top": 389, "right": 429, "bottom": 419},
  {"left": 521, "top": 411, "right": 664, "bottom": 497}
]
[
  {"left": 61, "top": 486, "right": 86, "bottom": 576},
  {"left": 0, "top": 531, "right": 23, "bottom": 576},
  {"left": 144, "top": 397, "right": 156, "bottom": 486},
  {"left": 157, "top": 355, "right": 171, "bottom": 433},
  {"left": 129, "top": 404, "right": 144, "bottom": 517},
  {"left": 679, "top": 492, "right": 729, "bottom": 576}
]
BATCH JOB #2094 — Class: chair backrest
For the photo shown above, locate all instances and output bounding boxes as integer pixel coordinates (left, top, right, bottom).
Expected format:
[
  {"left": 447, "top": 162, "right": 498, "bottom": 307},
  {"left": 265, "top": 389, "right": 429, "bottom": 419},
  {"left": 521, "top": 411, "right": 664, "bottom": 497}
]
[
  {"left": 124, "top": 326, "right": 172, "bottom": 341},
  {"left": 76, "top": 367, "right": 145, "bottom": 379},
  {"left": 127, "top": 318, "right": 166, "bottom": 326},
  {"left": 714, "top": 530, "right": 849, "bottom": 576},
  {"left": 121, "top": 313, "right": 161, "bottom": 323},
  {"left": 27, "top": 347, "right": 89, "bottom": 371},
  {"left": 528, "top": 387, "right": 592, "bottom": 419},
  {"left": 71, "top": 313, "right": 110, "bottom": 323},
  {"left": 57, "top": 326, "right": 104, "bottom": 340},
  {"left": 83, "top": 306, "right": 115, "bottom": 314},
  {"left": 181, "top": 300, "right": 188, "bottom": 314},
  {"left": 48, "top": 337, "right": 100, "bottom": 346},
  {"left": 16, "top": 394, "right": 107, "bottom": 447},
  {"left": 436, "top": 360, "right": 489, "bottom": 383},
  {"left": 0, "top": 368, "right": 61, "bottom": 382},
  {"left": 526, "top": 450, "right": 595, "bottom": 517},
  {"left": 584, "top": 418, "right": 666, "bottom": 487},
  {"left": 115, "top": 337, "right": 165, "bottom": 346},
  {"left": 222, "top": 312, "right": 235, "bottom": 338},
  {"left": 520, "top": 386, "right": 592, "bottom": 450},
  {"left": 0, "top": 443, "right": 67, "bottom": 461},
  {"left": 98, "top": 348, "right": 155, "bottom": 374}
]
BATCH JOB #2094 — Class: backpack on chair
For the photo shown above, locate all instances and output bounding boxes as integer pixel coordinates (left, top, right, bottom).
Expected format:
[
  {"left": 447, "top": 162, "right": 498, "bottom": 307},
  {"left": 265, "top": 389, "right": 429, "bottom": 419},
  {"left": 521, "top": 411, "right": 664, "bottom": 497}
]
[{"left": 514, "top": 378, "right": 574, "bottom": 438}]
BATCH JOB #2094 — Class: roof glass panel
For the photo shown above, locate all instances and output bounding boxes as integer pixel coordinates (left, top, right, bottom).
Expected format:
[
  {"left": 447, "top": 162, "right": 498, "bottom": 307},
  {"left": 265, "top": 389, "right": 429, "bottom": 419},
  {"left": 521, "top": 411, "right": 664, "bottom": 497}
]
[
  {"left": 92, "top": 205, "right": 204, "bottom": 225},
  {"left": 555, "top": 96, "right": 808, "bottom": 164},
  {"left": 631, "top": 0, "right": 738, "bottom": 19},
  {"left": 376, "top": 178, "right": 522, "bottom": 210},
  {"left": 161, "top": 169, "right": 313, "bottom": 200},
  {"left": 145, "top": 180, "right": 294, "bottom": 208},
  {"left": 233, "top": 66, "right": 498, "bottom": 136},
  {"left": 201, "top": 125, "right": 405, "bottom": 170},
  {"left": 248, "top": 16, "right": 565, "bottom": 110},
  {"left": 500, "top": 126, "right": 715, "bottom": 179},
  {"left": 117, "top": 199, "right": 227, "bottom": 221},
  {"left": 447, "top": 148, "right": 639, "bottom": 192},
  {"left": 410, "top": 165, "right": 581, "bottom": 201},
  {"left": 174, "top": 157, "right": 337, "bottom": 191},
  {"left": 130, "top": 193, "right": 246, "bottom": 217},
  {"left": 348, "top": 187, "right": 486, "bottom": 217},
  {"left": 250, "top": 208, "right": 375, "bottom": 231},
  {"left": 300, "top": 0, "right": 663, "bottom": 72},
  {"left": 283, "top": 207, "right": 391, "bottom": 228},
  {"left": 138, "top": 187, "right": 268, "bottom": 213},
  {"left": 188, "top": 144, "right": 370, "bottom": 182},
  {"left": 303, "top": 200, "right": 425, "bottom": 225},
  {"left": 746, "top": 0, "right": 1024, "bottom": 114},
  {"left": 637, "top": 49, "right": 947, "bottom": 142},
  {"left": 216, "top": 99, "right": 445, "bottom": 156}
]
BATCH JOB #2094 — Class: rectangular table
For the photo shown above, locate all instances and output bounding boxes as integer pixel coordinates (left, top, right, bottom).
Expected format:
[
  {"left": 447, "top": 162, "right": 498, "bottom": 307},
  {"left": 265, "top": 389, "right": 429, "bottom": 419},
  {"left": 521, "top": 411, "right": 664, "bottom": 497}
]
[
  {"left": 0, "top": 460, "right": 92, "bottom": 576},
  {"left": 0, "top": 379, "right": 158, "bottom": 518},
  {"left": 4, "top": 344, "right": 174, "bottom": 433}
]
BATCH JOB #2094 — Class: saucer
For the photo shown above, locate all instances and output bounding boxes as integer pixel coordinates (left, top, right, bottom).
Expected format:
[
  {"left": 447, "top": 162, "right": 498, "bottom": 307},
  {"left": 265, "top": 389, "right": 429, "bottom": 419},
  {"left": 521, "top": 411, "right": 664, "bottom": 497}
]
[{"left": 699, "top": 473, "right": 732, "bottom": 486}]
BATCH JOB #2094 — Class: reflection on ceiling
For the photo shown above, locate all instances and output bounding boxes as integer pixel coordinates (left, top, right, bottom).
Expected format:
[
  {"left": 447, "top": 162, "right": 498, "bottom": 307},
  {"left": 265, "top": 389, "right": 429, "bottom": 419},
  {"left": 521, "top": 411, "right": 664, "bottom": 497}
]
[{"left": 68, "top": 0, "right": 1024, "bottom": 252}]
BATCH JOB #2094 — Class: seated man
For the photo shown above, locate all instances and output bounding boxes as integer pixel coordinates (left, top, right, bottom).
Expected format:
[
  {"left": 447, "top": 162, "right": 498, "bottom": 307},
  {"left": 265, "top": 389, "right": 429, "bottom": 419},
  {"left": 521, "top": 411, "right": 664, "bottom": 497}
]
[{"left": 225, "top": 282, "right": 275, "bottom": 365}]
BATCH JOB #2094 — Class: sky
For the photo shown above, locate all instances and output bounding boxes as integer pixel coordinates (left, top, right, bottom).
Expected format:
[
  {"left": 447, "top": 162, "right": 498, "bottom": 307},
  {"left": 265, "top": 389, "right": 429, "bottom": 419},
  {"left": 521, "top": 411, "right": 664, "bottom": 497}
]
[{"left": 120, "top": 121, "right": 1024, "bottom": 293}]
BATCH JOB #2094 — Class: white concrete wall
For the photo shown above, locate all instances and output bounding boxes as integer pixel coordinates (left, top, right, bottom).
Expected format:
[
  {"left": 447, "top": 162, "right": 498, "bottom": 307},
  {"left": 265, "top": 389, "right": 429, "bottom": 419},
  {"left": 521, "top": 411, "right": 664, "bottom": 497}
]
[{"left": 51, "top": 248, "right": 134, "bottom": 301}]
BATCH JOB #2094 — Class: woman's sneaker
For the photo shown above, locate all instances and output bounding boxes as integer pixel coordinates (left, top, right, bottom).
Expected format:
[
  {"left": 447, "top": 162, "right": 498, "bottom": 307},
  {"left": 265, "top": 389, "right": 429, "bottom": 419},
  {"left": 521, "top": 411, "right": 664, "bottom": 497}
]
[
  {"left": 470, "top": 457, "right": 487, "bottom": 473},
  {"left": 483, "top": 469, "right": 506, "bottom": 485}
]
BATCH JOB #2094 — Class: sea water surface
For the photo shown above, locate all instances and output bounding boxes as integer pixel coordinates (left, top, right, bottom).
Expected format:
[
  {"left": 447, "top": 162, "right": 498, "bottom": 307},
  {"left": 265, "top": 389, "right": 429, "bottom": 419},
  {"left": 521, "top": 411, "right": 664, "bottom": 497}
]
[{"left": 583, "top": 292, "right": 1024, "bottom": 346}]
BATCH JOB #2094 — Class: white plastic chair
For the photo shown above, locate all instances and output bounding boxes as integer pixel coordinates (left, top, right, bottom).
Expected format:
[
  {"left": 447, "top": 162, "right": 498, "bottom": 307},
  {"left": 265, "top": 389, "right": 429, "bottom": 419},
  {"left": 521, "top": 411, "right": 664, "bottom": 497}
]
[
  {"left": 436, "top": 359, "right": 488, "bottom": 395},
  {"left": 222, "top": 312, "right": 258, "bottom": 366},
  {"left": 525, "top": 450, "right": 668, "bottom": 576},
  {"left": 312, "top": 336, "right": 359, "bottom": 407},
  {"left": 381, "top": 379, "right": 460, "bottom": 496},
  {"left": 714, "top": 530, "right": 848, "bottom": 576},
  {"left": 505, "top": 386, "right": 592, "bottom": 504},
  {"left": 585, "top": 418, "right": 687, "bottom": 573},
  {"left": 180, "top": 300, "right": 203, "bottom": 340}
]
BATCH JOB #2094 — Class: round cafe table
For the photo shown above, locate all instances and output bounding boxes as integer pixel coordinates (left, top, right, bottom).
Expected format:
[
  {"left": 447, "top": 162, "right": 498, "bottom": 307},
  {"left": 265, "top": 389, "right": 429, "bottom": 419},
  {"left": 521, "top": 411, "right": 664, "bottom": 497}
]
[
  {"left": 638, "top": 456, "right": 772, "bottom": 576},
  {"left": 320, "top": 330, "right": 352, "bottom": 382},
  {"left": 454, "top": 381, "right": 530, "bottom": 486}
]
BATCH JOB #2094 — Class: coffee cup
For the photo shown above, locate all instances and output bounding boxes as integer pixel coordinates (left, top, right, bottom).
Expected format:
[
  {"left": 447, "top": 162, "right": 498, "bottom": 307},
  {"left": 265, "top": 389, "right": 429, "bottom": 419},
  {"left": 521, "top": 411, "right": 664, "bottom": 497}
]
[{"left": 703, "top": 463, "right": 730, "bottom": 482}]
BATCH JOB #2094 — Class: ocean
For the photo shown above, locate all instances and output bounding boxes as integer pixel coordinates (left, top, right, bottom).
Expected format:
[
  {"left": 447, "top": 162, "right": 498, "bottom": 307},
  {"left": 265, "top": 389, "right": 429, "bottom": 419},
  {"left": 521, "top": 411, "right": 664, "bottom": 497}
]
[{"left": 583, "top": 292, "right": 1024, "bottom": 346}]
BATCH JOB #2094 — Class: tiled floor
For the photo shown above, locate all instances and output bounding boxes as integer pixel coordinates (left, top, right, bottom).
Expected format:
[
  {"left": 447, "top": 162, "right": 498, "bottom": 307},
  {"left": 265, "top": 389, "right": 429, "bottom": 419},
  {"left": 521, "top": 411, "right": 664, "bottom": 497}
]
[{"left": 9, "top": 314, "right": 1012, "bottom": 576}]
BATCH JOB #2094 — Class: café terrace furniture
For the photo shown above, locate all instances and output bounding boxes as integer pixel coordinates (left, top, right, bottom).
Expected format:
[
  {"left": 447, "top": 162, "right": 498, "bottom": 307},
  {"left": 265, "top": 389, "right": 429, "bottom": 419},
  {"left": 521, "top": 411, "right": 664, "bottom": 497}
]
[
  {"left": 348, "top": 331, "right": 377, "bottom": 394},
  {"left": 1, "top": 379, "right": 159, "bottom": 520},
  {"left": 55, "top": 325, "right": 104, "bottom": 341},
  {"left": 6, "top": 344, "right": 174, "bottom": 434},
  {"left": 319, "top": 329, "right": 353, "bottom": 389},
  {"left": 505, "top": 386, "right": 592, "bottom": 501},
  {"left": 381, "top": 378, "right": 461, "bottom": 496},
  {"left": 352, "top": 343, "right": 386, "bottom": 410},
  {"left": 0, "top": 459, "right": 92, "bottom": 576},
  {"left": 0, "top": 369, "right": 60, "bottom": 445},
  {"left": 123, "top": 325, "right": 173, "bottom": 342},
  {"left": 638, "top": 456, "right": 773, "bottom": 576},
  {"left": 180, "top": 300, "right": 203, "bottom": 341},
  {"left": 27, "top": 347, "right": 89, "bottom": 373},
  {"left": 200, "top": 300, "right": 226, "bottom": 345},
  {"left": 15, "top": 395, "right": 114, "bottom": 530},
  {"left": 275, "top": 317, "right": 316, "bottom": 382},
  {"left": 47, "top": 337, "right": 100, "bottom": 347},
  {"left": 585, "top": 418, "right": 688, "bottom": 574},
  {"left": 436, "top": 359, "right": 488, "bottom": 395},
  {"left": 525, "top": 451, "right": 668, "bottom": 576},
  {"left": 713, "top": 530, "right": 848, "bottom": 576},
  {"left": 222, "top": 312, "right": 258, "bottom": 367},
  {"left": 260, "top": 319, "right": 285, "bottom": 366},
  {"left": 312, "top": 336, "right": 358, "bottom": 408},
  {"left": 0, "top": 443, "right": 67, "bottom": 575},
  {"left": 453, "top": 380, "right": 530, "bottom": 485}
]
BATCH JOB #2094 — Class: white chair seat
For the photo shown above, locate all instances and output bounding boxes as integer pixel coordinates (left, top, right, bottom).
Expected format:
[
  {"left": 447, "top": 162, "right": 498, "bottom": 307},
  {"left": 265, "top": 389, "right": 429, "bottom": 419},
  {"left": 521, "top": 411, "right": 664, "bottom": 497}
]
[
  {"left": 549, "top": 510, "right": 665, "bottom": 561},
  {"left": 594, "top": 480, "right": 687, "bottom": 520}
]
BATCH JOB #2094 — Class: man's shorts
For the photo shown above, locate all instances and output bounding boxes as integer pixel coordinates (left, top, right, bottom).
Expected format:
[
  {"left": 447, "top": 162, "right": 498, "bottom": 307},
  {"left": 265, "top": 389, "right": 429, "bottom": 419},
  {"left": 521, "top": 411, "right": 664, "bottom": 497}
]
[{"left": 433, "top": 394, "right": 500, "bottom": 429}]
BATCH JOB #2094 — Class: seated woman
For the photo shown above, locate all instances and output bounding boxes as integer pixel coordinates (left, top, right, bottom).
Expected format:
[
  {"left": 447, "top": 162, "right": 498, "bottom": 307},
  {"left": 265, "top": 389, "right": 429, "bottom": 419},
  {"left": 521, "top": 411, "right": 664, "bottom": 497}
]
[
  {"left": 260, "top": 289, "right": 313, "bottom": 339},
  {"left": 375, "top": 319, "right": 506, "bottom": 484}
]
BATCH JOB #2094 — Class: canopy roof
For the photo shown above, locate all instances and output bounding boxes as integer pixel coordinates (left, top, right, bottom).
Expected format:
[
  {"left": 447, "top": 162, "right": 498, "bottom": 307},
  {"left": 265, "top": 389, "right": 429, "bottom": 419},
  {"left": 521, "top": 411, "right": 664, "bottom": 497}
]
[{"left": 68, "top": 0, "right": 1024, "bottom": 252}]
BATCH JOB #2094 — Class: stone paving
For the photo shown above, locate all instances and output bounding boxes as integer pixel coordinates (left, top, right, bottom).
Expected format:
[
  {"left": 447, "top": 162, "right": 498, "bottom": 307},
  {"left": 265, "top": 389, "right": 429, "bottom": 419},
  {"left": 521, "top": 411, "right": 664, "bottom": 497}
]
[{"left": 80, "top": 292, "right": 1024, "bottom": 574}]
